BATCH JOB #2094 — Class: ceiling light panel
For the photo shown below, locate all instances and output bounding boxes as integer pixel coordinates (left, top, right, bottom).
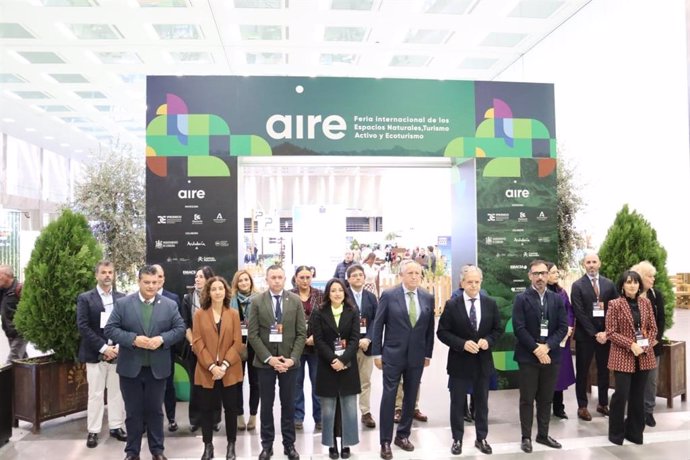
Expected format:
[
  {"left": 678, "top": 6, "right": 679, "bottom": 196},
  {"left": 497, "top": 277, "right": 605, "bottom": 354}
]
[
  {"left": 61, "top": 117, "right": 91, "bottom": 123},
  {"left": 331, "top": 0, "right": 374, "bottom": 11},
  {"left": 324, "top": 26, "right": 368, "bottom": 42},
  {"left": 0, "top": 23, "right": 36, "bottom": 39},
  {"left": 459, "top": 57, "right": 498, "bottom": 69},
  {"left": 320, "top": 53, "right": 358, "bottom": 65},
  {"left": 509, "top": 0, "right": 565, "bottom": 19},
  {"left": 48, "top": 73, "right": 89, "bottom": 83},
  {"left": 0, "top": 74, "right": 28, "bottom": 83},
  {"left": 389, "top": 55, "right": 431, "bottom": 67},
  {"left": 234, "top": 0, "right": 283, "bottom": 8},
  {"left": 95, "top": 52, "right": 142, "bottom": 64},
  {"left": 66, "top": 24, "right": 124, "bottom": 39},
  {"left": 75, "top": 90, "right": 107, "bottom": 98},
  {"left": 169, "top": 52, "right": 214, "bottom": 63},
  {"left": 40, "top": 0, "right": 99, "bottom": 6},
  {"left": 13, "top": 90, "right": 53, "bottom": 99},
  {"left": 239, "top": 25, "right": 286, "bottom": 40},
  {"left": 94, "top": 105, "right": 112, "bottom": 111},
  {"left": 17, "top": 51, "right": 65, "bottom": 64},
  {"left": 423, "top": 0, "right": 473, "bottom": 14},
  {"left": 137, "top": 0, "right": 190, "bottom": 7},
  {"left": 246, "top": 52, "right": 285, "bottom": 64},
  {"left": 404, "top": 29, "right": 451, "bottom": 44},
  {"left": 153, "top": 24, "right": 204, "bottom": 40},
  {"left": 481, "top": 32, "right": 528, "bottom": 47},
  {"left": 37, "top": 105, "right": 73, "bottom": 112}
]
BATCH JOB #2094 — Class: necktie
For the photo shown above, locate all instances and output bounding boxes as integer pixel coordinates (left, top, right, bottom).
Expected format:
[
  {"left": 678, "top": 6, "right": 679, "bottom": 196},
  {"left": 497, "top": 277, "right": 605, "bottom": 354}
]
[
  {"left": 355, "top": 292, "right": 362, "bottom": 308},
  {"left": 592, "top": 277, "right": 600, "bottom": 299},
  {"left": 273, "top": 295, "right": 282, "bottom": 323},
  {"left": 407, "top": 291, "right": 417, "bottom": 327},
  {"left": 469, "top": 298, "right": 477, "bottom": 331}
]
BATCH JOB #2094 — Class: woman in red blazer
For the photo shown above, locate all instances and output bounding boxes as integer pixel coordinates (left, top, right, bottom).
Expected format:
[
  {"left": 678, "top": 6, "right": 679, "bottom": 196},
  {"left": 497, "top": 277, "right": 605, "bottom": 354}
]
[{"left": 605, "top": 270, "right": 657, "bottom": 446}]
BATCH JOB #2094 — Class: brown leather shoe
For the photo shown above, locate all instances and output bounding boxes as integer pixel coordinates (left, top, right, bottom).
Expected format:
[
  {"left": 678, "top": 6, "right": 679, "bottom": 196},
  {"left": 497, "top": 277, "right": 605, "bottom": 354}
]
[
  {"left": 413, "top": 409, "right": 428, "bottom": 422},
  {"left": 380, "top": 442, "right": 393, "bottom": 460},
  {"left": 151, "top": 455, "right": 168, "bottom": 460},
  {"left": 393, "top": 409, "right": 402, "bottom": 424},
  {"left": 577, "top": 407, "right": 592, "bottom": 421},
  {"left": 361, "top": 412, "right": 376, "bottom": 428},
  {"left": 596, "top": 405, "right": 609, "bottom": 416},
  {"left": 394, "top": 436, "right": 415, "bottom": 451}
]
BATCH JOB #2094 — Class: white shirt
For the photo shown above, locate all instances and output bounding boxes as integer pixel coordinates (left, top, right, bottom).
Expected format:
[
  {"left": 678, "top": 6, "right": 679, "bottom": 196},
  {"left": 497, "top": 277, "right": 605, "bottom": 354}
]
[
  {"left": 463, "top": 292, "right": 481, "bottom": 329},
  {"left": 97, "top": 285, "right": 115, "bottom": 352}
]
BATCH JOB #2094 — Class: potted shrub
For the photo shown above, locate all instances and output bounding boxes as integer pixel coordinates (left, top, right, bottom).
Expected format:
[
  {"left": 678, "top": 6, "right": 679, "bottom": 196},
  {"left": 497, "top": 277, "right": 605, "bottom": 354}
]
[{"left": 12, "top": 209, "right": 102, "bottom": 432}]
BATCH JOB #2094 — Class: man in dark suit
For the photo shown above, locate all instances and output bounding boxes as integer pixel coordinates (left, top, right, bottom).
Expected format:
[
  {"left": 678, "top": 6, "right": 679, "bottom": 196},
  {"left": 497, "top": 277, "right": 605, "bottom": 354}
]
[
  {"left": 77, "top": 260, "right": 127, "bottom": 448},
  {"left": 151, "top": 264, "right": 182, "bottom": 432},
  {"left": 571, "top": 252, "right": 618, "bottom": 421},
  {"left": 346, "top": 263, "right": 379, "bottom": 429},
  {"left": 437, "top": 266, "right": 503, "bottom": 456},
  {"left": 371, "top": 260, "right": 435, "bottom": 460},
  {"left": 513, "top": 260, "right": 568, "bottom": 453},
  {"left": 248, "top": 264, "right": 306, "bottom": 460},
  {"left": 105, "top": 265, "right": 186, "bottom": 460}
]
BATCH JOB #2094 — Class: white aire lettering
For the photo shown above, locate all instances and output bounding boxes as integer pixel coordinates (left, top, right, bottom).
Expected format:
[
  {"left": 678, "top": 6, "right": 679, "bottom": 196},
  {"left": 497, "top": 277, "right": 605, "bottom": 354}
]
[{"left": 266, "top": 114, "right": 347, "bottom": 140}]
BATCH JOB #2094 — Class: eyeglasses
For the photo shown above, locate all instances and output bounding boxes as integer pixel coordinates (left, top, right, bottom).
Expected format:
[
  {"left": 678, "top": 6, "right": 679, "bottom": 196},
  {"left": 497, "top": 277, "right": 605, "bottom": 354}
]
[{"left": 530, "top": 271, "right": 548, "bottom": 277}]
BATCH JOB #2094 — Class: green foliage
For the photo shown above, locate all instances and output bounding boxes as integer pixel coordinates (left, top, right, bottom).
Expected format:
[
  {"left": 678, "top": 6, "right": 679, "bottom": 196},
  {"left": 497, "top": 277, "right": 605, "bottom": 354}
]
[
  {"left": 72, "top": 140, "right": 145, "bottom": 287},
  {"left": 556, "top": 154, "right": 585, "bottom": 269},
  {"left": 598, "top": 204, "right": 675, "bottom": 331},
  {"left": 14, "top": 209, "right": 102, "bottom": 362}
]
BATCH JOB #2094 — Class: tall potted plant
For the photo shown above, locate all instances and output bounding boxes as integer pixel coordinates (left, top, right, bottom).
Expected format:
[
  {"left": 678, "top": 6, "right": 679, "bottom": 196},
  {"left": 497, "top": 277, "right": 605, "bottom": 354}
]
[{"left": 12, "top": 209, "right": 102, "bottom": 432}]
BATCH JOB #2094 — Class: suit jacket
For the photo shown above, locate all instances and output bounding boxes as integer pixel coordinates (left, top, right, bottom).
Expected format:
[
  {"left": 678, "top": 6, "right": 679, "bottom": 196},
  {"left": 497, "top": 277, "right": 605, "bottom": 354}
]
[
  {"left": 348, "top": 287, "right": 378, "bottom": 356},
  {"left": 76, "top": 287, "right": 126, "bottom": 363},
  {"left": 437, "top": 294, "right": 503, "bottom": 378},
  {"left": 647, "top": 288, "right": 665, "bottom": 356},
  {"left": 311, "top": 305, "right": 361, "bottom": 397},
  {"left": 571, "top": 274, "right": 618, "bottom": 340},
  {"left": 161, "top": 288, "right": 181, "bottom": 309},
  {"left": 247, "top": 290, "right": 306, "bottom": 369},
  {"left": 371, "top": 284, "right": 435, "bottom": 368},
  {"left": 104, "top": 292, "right": 186, "bottom": 379},
  {"left": 192, "top": 306, "right": 244, "bottom": 388},
  {"left": 606, "top": 296, "right": 657, "bottom": 373},
  {"left": 512, "top": 287, "right": 568, "bottom": 365}
]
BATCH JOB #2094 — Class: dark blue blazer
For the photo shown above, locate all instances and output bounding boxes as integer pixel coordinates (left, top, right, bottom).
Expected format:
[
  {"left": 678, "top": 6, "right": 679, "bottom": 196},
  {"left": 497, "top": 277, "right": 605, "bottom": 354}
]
[
  {"left": 76, "top": 288, "right": 125, "bottom": 363},
  {"left": 348, "top": 287, "right": 378, "bottom": 356},
  {"left": 104, "top": 292, "right": 186, "bottom": 379},
  {"left": 512, "top": 287, "right": 568, "bottom": 365},
  {"left": 371, "top": 285, "right": 435, "bottom": 368},
  {"left": 161, "top": 288, "right": 181, "bottom": 309}
]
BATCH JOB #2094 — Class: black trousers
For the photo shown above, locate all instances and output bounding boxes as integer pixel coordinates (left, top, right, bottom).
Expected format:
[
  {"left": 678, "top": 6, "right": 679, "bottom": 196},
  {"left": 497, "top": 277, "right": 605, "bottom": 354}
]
[
  {"left": 120, "top": 367, "right": 166, "bottom": 456},
  {"left": 238, "top": 345, "right": 260, "bottom": 416},
  {"left": 518, "top": 362, "right": 559, "bottom": 440},
  {"left": 199, "top": 381, "right": 240, "bottom": 443},
  {"left": 186, "top": 350, "right": 221, "bottom": 427},
  {"left": 552, "top": 390, "right": 565, "bottom": 414},
  {"left": 379, "top": 363, "right": 423, "bottom": 443},
  {"left": 575, "top": 338, "right": 611, "bottom": 407},
  {"left": 609, "top": 369, "right": 649, "bottom": 444},
  {"left": 257, "top": 367, "right": 297, "bottom": 450},
  {"left": 449, "top": 374, "right": 489, "bottom": 442},
  {"left": 164, "top": 349, "right": 176, "bottom": 421}
]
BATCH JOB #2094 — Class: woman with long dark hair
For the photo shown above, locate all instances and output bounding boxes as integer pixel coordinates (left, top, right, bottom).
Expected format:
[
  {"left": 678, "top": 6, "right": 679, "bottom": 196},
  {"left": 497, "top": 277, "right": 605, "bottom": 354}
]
[
  {"left": 311, "top": 278, "right": 361, "bottom": 459},
  {"left": 193, "top": 276, "right": 244, "bottom": 460}
]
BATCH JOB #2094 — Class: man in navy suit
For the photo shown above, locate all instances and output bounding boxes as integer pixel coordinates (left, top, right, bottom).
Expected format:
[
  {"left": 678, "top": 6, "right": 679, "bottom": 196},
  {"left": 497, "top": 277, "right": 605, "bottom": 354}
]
[
  {"left": 372, "top": 260, "right": 435, "bottom": 460},
  {"left": 105, "top": 265, "right": 186, "bottom": 460},
  {"left": 77, "top": 260, "right": 127, "bottom": 448},
  {"left": 151, "top": 264, "right": 182, "bottom": 432},
  {"left": 346, "top": 263, "right": 379, "bottom": 429},
  {"left": 513, "top": 260, "right": 568, "bottom": 454},
  {"left": 437, "top": 266, "right": 503, "bottom": 456}
]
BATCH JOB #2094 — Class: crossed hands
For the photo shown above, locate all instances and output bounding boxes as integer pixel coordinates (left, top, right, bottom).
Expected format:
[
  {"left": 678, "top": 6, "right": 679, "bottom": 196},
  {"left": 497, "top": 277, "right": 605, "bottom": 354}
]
[
  {"left": 533, "top": 343, "right": 551, "bottom": 364},
  {"left": 103, "top": 345, "right": 118, "bottom": 361},
  {"left": 595, "top": 332, "right": 608, "bottom": 344},
  {"left": 211, "top": 366, "right": 226, "bottom": 380},
  {"left": 359, "top": 338, "right": 371, "bottom": 352},
  {"left": 133, "top": 335, "right": 164, "bottom": 350},
  {"left": 463, "top": 338, "right": 489, "bottom": 354},
  {"left": 268, "top": 356, "right": 294, "bottom": 373},
  {"left": 331, "top": 358, "right": 346, "bottom": 372}
]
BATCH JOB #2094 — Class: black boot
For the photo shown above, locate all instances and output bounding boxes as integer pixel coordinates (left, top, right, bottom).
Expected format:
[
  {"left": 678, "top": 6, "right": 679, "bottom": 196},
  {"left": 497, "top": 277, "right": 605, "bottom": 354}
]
[
  {"left": 226, "top": 441, "right": 236, "bottom": 460},
  {"left": 201, "top": 442, "right": 214, "bottom": 460}
]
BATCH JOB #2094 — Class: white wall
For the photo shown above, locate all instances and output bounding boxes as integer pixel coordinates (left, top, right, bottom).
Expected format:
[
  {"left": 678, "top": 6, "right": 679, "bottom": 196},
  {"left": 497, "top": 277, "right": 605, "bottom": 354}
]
[{"left": 498, "top": 0, "right": 690, "bottom": 273}]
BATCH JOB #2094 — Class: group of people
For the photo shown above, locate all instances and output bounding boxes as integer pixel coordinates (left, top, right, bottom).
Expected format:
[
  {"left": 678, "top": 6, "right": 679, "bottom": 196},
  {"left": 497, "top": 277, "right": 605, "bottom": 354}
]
[{"left": 2, "top": 249, "right": 666, "bottom": 460}]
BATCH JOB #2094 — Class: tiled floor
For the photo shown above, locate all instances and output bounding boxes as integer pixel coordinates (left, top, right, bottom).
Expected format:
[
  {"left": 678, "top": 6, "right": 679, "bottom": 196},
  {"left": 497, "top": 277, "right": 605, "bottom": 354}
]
[{"left": 1, "top": 309, "right": 688, "bottom": 460}]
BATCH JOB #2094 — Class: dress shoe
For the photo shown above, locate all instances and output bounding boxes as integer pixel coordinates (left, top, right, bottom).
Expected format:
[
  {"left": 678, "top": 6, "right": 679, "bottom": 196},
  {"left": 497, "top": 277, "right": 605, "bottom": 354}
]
[
  {"left": 110, "top": 428, "right": 128, "bottom": 441},
  {"left": 413, "top": 409, "right": 428, "bottom": 422},
  {"left": 237, "top": 415, "right": 247, "bottom": 431},
  {"left": 213, "top": 423, "right": 221, "bottom": 432},
  {"left": 393, "top": 409, "right": 402, "bottom": 423},
  {"left": 608, "top": 436, "right": 623, "bottom": 445},
  {"left": 340, "top": 447, "right": 351, "bottom": 459},
  {"left": 520, "top": 438, "right": 532, "bottom": 453},
  {"left": 247, "top": 415, "right": 257, "bottom": 430},
  {"left": 596, "top": 405, "right": 609, "bottom": 416},
  {"left": 451, "top": 440, "right": 462, "bottom": 455},
  {"left": 361, "top": 412, "right": 376, "bottom": 428},
  {"left": 315, "top": 421, "right": 322, "bottom": 431},
  {"left": 167, "top": 419, "right": 178, "bottom": 432},
  {"left": 328, "top": 447, "right": 339, "bottom": 459},
  {"left": 201, "top": 442, "right": 214, "bottom": 460},
  {"left": 123, "top": 456, "right": 139, "bottom": 460},
  {"left": 553, "top": 411, "right": 568, "bottom": 419},
  {"left": 624, "top": 434, "right": 643, "bottom": 445},
  {"left": 577, "top": 407, "right": 592, "bottom": 421},
  {"left": 190, "top": 424, "right": 200, "bottom": 432},
  {"left": 294, "top": 420, "right": 304, "bottom": 430},
  {"left": 380, "top": 442, "right": 393, "bottom": 460},
  {"left": 151, "top": 455, "right": 168, "bottom": 460},
  {"left": 535, "top": 435, "right": 562, "bottom": 449},
  {"left": 258, "top": 448, "right": 273, "bottom": 460},
  {"left": 284, "top": 444, "right": 300, "bottom": 460},
  {"left": 645, "top": 413, "right": 657, "bottom": 427},
  {"left": 86, "top": 432, "right": 98, "bottom": 448},
  {"left": 394, "top": 436, "right": 414, "bottom": 451},
  {"left": 226, "top": 441, "right": 236, "bottom": 460},
  {"left": 475, "top": 439, "right": 492, "bottom": 454}
]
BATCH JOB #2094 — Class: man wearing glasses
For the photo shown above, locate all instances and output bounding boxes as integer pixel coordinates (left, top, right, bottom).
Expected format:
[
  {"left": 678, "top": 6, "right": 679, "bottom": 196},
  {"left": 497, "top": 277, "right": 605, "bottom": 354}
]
[{"left": 512, "top": 260, "right": 568, "bottom": 454}]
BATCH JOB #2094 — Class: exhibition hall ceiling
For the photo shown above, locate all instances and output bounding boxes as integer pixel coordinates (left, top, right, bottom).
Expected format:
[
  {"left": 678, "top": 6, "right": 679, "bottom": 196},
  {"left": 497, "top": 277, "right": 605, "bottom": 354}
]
[{"left": 0, "top": 0, "right": 591, "bottom": 161}]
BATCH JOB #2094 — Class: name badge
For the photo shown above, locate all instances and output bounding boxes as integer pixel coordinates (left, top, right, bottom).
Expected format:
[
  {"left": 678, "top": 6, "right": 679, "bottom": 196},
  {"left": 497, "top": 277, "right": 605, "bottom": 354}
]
[
  {"left": 360, "top": 317, "right": 367, "bottom": 334},
  {"left": 100, "top": 312, "right": 110, "bottom": 329},
  {"left": 635, "top": 329, "right": 649, "bottom": 347},
  {"left": 592, "top": 301, "right": 605, "bottom": 317},
  {"left": 334, "top": 338, "right": 347, "bottom": 356},
  {"left": 241, "top": 320, "right": 248, "bottom": 337},
  {"left": 540, "top": 318, "right": 549, "bottom": 338},
  {"left": 269, "top": 323, "right": 283, "bottom": 343}
]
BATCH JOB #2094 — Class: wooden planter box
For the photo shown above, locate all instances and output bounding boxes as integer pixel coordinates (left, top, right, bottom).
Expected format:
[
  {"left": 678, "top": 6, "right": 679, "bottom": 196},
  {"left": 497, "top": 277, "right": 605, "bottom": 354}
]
[
  {"left": 0, "top": 364, "right": 13, "bottom": 445},
  {"left": 12, "top": 356, "right": 88, "bottom": 433}
]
